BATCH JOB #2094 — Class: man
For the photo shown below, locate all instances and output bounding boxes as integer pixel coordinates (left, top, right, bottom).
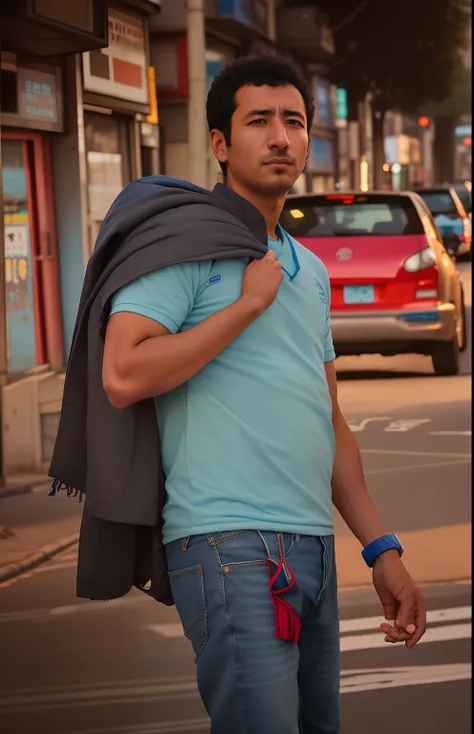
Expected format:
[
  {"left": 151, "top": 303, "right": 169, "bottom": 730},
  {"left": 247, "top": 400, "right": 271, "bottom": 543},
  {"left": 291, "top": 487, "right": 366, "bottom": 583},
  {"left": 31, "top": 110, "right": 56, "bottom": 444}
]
[{"left": 102, "top": 56, "right": 426, "bottom": 734}]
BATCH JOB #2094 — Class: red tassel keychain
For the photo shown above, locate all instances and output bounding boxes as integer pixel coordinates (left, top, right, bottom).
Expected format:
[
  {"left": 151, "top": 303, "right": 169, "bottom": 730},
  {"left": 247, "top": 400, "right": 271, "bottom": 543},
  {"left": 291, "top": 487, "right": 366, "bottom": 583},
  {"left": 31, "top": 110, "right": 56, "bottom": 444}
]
[{"left": 267, "top": 535, "right": 302, "bottom": 643}]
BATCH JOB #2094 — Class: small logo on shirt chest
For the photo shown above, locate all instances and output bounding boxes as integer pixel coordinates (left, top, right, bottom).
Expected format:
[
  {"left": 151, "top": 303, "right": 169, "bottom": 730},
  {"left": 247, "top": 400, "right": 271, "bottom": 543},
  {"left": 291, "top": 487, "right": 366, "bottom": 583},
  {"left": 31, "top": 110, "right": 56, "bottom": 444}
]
[{"left": 208, "top": 274, "right": 223, "bottom": 285}]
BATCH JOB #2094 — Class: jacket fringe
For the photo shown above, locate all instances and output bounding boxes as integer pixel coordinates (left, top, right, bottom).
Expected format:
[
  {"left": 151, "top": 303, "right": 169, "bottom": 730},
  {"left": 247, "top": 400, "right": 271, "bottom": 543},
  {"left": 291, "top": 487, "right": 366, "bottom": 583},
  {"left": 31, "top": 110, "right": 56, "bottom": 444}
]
[{"left": 49, "top": 478, "right": 84, "bottom": 503}]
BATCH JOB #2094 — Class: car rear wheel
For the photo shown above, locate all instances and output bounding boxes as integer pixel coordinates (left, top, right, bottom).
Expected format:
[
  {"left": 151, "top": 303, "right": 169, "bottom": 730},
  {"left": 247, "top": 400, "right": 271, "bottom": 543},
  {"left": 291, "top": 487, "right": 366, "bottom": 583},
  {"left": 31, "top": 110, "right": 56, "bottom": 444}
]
[{"left": 431, "top": 337, "right": 460, "bottom": 376}]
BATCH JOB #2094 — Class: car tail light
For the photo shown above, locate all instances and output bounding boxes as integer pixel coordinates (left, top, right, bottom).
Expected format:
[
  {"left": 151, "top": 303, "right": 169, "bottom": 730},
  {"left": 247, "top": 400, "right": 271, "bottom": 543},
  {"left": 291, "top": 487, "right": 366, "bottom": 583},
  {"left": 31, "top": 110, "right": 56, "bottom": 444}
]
[
  {"left": 415, "top": 273, "right": 438, "bottom": 299},
  {"left": 403, "top": 247, "right": 437, "bottom": 273}
]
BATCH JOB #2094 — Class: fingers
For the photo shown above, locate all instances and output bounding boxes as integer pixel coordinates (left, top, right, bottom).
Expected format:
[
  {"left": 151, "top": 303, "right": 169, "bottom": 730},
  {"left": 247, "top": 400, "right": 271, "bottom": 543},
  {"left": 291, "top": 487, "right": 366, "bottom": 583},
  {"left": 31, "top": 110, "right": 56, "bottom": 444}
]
[
  {"left": 406, "top": 594, "right": 427, "bottom": 649},
  {"left": 395, "top": 590, "right": 416, "bottom": 634},
  {"left": 380, "top": 591, "right": 427, "bottom": 648},
  {"left": 379, "top": 622, "right": 413, "bottom": 644}
]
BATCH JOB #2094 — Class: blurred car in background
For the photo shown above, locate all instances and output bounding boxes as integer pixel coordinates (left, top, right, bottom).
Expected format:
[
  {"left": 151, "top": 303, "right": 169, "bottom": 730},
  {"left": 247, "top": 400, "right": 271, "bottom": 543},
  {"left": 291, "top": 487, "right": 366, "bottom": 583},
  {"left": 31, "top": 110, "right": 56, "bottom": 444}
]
[
  {"left": 281, "top": 191, "right": 466, "bottom": 376},
  {"left": 414, "top": 186, "right": 471, "bottom": 260}
]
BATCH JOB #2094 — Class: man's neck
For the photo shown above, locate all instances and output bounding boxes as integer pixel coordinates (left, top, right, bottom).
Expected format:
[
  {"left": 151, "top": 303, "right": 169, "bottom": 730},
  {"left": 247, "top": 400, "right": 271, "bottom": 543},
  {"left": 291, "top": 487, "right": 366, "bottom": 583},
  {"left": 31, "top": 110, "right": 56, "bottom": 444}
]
[{"left": 225, "top": 180, "right": 286, "bottom": 239}]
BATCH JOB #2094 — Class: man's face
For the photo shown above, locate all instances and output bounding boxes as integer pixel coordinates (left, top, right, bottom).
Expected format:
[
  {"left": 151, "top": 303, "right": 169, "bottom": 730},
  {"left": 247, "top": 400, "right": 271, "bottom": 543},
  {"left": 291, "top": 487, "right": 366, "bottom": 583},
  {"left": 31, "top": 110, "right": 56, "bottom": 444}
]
[{"left": 211, "top": 84, "right": 309, "bottom": 197}]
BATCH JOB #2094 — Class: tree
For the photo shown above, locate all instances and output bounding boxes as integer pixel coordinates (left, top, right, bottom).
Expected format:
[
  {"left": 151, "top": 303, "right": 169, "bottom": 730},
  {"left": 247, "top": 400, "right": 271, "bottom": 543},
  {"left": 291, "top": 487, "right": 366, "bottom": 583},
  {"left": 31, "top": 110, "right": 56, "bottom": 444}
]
[{"left": 289, "top": 0, "right": 471, "bottom": 186}]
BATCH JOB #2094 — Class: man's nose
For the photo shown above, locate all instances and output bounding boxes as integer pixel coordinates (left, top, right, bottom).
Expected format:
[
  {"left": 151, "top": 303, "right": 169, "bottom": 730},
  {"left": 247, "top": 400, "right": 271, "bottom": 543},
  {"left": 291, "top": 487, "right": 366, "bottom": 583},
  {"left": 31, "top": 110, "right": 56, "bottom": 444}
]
[{"left": 268, "top": 121, "right": 290, "bottom": 150}]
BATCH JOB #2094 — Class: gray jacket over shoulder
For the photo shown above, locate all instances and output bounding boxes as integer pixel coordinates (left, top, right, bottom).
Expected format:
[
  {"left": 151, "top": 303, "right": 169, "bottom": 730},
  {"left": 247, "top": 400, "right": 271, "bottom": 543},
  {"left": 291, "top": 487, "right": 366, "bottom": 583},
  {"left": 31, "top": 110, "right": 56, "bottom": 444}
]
[{"left": 49, "top": 175, "right": 268, "bottom": 605}]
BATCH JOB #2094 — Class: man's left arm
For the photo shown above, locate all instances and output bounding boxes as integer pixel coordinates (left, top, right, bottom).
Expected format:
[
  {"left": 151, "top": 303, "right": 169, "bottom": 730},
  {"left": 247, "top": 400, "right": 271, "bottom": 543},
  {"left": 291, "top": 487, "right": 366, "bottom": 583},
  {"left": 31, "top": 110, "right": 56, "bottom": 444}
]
[{"left": 325, "top": 361, "right": 426, "bottom": 648}]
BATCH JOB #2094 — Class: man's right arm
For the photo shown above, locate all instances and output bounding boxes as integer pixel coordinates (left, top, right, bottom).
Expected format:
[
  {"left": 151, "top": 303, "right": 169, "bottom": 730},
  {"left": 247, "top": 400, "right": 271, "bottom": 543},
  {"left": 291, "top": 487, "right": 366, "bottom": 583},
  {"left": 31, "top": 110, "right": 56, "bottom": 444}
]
[{"left": 103, "top": 250, "right": 282, "bottom": 408}]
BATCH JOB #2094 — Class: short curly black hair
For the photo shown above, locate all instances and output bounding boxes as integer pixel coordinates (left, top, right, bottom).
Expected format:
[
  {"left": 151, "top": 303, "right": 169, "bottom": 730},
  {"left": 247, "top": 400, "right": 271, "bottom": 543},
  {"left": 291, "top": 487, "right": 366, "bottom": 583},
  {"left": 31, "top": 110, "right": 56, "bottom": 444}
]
[{"left": 206, "top": 54, "right": 314, "bottom": 147}]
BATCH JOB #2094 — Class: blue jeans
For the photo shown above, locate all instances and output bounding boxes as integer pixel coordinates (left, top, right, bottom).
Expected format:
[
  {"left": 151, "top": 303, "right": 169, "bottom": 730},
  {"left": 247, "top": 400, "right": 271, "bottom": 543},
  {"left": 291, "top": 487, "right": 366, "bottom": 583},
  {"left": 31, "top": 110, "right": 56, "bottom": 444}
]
[{"left": 165, "top": 530, "right": 340, "bottom": 734}]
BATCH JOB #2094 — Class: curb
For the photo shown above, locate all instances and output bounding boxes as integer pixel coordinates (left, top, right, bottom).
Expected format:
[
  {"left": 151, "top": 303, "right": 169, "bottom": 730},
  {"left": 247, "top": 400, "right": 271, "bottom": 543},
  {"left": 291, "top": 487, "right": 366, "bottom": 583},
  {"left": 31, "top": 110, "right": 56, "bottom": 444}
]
[
  {"left": 0, "top": 481, "right": 50, "bottom": 500},
  {"left": 0, "top": 533, "right": 79, "bottom": 583}
]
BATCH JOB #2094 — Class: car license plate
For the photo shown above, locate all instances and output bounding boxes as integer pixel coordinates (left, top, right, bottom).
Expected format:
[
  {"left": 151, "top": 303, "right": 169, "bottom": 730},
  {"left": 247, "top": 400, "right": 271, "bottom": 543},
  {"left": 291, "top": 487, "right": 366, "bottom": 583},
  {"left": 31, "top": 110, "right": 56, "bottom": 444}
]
[{"left": 343, "top": 285, "right": 375, "bottom": 304}]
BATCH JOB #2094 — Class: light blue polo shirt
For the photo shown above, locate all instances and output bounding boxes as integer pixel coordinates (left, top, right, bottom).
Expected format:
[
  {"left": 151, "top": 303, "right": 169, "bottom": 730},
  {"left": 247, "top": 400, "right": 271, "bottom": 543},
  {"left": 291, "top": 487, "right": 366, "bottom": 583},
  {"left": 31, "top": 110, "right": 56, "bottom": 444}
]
[{"left": 110, "top": 227, "right": 336, "bottom": 544}]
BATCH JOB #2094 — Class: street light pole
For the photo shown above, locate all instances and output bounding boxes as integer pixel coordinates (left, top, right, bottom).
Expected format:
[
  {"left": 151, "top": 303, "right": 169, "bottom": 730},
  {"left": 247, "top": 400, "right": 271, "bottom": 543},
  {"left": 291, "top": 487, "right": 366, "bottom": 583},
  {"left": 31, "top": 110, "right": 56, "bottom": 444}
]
[{"left": 186, "top": 0, "right": 208, "bottom": 188}]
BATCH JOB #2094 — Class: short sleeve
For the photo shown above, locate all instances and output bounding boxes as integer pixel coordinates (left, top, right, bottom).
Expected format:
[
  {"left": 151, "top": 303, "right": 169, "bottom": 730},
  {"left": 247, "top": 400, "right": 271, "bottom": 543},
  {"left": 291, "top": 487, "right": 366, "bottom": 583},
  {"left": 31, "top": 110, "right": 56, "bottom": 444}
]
[
  {"left": 110, "top": 261, "right": 212, "bottom": 333},
  {"left": 319, "top": 264, "right": 336, "bottom": 363}
]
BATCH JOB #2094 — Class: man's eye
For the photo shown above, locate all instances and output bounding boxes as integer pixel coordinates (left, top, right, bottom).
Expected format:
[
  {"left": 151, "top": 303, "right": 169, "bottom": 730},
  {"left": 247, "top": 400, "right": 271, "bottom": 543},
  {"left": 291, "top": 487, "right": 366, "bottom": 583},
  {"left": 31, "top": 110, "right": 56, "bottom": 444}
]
[
  {"left": 287, "top": 119, "right": 304, "bottom": 127},
  {"left": 248, "top": 119, "right": 266, "bottom": 125}
]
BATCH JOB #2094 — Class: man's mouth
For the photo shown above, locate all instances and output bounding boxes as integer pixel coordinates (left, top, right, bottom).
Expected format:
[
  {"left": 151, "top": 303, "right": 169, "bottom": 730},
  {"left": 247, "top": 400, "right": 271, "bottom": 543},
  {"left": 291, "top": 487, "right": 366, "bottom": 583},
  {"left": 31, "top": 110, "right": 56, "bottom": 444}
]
[{"left": 265, "top": 159, "right": 294, "bottom": 166}]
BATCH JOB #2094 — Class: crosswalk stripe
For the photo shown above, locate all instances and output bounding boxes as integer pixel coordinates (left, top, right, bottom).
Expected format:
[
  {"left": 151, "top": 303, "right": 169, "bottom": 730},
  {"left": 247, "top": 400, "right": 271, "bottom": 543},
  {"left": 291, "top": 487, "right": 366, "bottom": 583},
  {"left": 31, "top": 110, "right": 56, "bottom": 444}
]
[
  {"left": 146, "top": 606, "right": 472, "bottom": 642},
  {"left": 340, "top": 605, "right": 471, "bottom": 633},
  {"left": 340, "top": 622, "right": 471, "bottom": 652},
  {"left": 0, "top": 662, "right": 470, "bottom": 718},
  {"left": 146, "top": 621, "right": 472, "bottom": 651}
]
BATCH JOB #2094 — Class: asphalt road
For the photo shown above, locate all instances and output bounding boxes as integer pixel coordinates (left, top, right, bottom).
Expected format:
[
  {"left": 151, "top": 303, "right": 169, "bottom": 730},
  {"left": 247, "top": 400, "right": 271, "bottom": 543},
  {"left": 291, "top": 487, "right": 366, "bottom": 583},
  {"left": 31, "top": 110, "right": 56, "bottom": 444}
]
[{"left": 0, "top": 265, "right": 470, "bottom": 734}]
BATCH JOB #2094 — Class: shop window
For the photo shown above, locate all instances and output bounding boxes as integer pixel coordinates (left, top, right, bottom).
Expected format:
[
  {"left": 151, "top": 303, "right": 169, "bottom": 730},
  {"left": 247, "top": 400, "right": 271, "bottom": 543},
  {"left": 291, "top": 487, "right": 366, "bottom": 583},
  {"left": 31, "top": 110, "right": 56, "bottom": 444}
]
[{"left": 0, "top": 70, "right": 18, "bottom": 114}]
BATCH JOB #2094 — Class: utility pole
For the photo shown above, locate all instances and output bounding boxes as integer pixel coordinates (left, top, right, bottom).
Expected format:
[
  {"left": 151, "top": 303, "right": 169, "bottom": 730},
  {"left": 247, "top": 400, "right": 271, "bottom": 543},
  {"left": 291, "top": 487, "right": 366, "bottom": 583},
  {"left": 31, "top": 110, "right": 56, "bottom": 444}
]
[{"left": 187, "top": 0, "right": 208, "bottom": 188}]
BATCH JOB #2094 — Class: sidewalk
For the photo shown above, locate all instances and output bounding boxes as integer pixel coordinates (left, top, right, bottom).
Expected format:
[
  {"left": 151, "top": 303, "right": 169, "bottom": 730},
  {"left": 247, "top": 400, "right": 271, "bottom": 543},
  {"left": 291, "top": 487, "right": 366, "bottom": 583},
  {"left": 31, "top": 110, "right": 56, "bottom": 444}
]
[
  {"left": 0, "top": 485, "right": 82, "bottom": 582},
  {"left": 0, "top": 473, "right": 51, "bottom": 499}
]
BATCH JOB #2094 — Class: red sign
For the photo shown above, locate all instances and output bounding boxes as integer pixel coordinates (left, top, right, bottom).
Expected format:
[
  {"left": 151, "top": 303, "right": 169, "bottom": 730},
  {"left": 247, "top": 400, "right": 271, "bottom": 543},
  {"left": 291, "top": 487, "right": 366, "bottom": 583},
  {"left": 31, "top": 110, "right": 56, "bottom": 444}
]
[{"left": 463, "top": 137, "right": 472, "bottom": 147}]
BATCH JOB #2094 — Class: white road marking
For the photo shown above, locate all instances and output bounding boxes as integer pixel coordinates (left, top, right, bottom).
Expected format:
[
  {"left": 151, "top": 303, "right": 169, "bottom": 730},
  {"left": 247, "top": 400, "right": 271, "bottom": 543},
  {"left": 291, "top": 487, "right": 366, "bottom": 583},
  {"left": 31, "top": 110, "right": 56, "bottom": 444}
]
[
  {"left": 383, "top": 419, "right": 431, "bottom": 432},
  {"left": 430, "top": 431, "right": 471, "bottom": 436},
  {"left": 148, "top": 622, "right": 184, "bottom": 638},
  {"left": 48, "top": 598, "right": 142, "bottom": 616},
  {"left": 340, "top": 623, "right": 471, "bottom": 652},
  {"left": 0, "top": 663, "right": 470, "bottom": 720},
  {"left": 348, "top": 417, "right": 392, "bottom": 432},
  {"left": 0, "top": 678, "right": 199, "bottom": 713},
  {"left": 360, "top": 448, "right": 471, "bottom": 459},
  {"left": 147, "top": 608, "right": 472, "bottom": 652},
  {"left": 339, "top": 606, "right": 471, "bottom": 633},
  {"left": 364, "top": 458, "right": 471, "bottom": 476},
  {"left": 340, "top": 663, "right": 471, "bottom": 694},
  {"left": 0, "top": 596, "right": 145, "bottom": 624}
]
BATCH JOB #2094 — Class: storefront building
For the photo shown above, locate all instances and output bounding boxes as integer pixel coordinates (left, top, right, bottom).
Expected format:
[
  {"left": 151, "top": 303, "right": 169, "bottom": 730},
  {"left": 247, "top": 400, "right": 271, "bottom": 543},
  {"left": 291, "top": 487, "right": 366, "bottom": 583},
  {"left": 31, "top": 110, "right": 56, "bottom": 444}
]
[
  {"left": 1, "top": 51, "right": 65, "bottom": 374},
  {"left": 0, "top": 0, "right": 111, "bottom": 475},
  {"left": 51, "top": 1, "right": 158, "bottom": 357},
  {"left": 82, "top": 4, "right": 153, "bottom": 250},
  {"left": 0, "top": 1, "right": 160, "bottom": 476}
]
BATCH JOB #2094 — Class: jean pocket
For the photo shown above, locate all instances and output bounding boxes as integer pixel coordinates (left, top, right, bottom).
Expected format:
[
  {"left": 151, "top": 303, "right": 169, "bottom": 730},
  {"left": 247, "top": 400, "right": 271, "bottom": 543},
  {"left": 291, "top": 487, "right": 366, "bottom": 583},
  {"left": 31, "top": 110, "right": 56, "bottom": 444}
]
[
  {"left": 210, "top": 530, "right": 269, "bottom": 571},
  {"left": 168, "top": 565, "right": 207, "bottom": 660}
]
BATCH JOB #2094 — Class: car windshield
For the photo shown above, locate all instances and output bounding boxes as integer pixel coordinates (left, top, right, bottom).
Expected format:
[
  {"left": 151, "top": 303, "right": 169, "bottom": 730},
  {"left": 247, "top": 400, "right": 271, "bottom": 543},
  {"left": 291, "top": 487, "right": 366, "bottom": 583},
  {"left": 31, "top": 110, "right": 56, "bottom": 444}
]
[
  {"left": 416, "top": 190, "right": 459, "bottom": 217},
  {"left": 280, "top": 194, "right": 424, "bottom": 238}
]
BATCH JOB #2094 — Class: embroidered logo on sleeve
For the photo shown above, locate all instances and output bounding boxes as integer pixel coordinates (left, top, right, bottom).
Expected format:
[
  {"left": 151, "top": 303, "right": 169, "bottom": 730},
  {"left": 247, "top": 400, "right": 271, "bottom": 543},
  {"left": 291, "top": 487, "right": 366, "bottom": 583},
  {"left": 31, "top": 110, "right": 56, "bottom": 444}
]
[{"left": 315, "top": 282, "right": 328, "bottom": 304}]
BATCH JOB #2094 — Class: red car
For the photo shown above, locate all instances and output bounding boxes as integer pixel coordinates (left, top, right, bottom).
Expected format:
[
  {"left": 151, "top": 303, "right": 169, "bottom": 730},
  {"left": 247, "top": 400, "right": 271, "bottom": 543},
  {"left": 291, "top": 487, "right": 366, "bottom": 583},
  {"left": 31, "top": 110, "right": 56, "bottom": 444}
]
[{"left": 281, "top": 191, "right": 466, "bottom": 376}]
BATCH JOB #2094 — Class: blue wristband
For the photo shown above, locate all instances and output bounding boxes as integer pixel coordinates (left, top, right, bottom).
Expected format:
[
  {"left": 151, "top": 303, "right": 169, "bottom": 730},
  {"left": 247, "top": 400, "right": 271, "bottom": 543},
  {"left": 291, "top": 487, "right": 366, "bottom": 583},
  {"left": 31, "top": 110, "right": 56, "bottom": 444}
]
[{"left": 361, "top": 533, "right": 403, "bottom": 568}]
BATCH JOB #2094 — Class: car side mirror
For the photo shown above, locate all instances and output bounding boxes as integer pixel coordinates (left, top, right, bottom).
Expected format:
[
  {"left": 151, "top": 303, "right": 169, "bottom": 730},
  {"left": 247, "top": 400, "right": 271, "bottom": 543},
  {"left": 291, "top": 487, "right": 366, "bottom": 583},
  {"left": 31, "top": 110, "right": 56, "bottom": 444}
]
[{"left": 442, "top": 232, "right": 461, "bottom": 256}]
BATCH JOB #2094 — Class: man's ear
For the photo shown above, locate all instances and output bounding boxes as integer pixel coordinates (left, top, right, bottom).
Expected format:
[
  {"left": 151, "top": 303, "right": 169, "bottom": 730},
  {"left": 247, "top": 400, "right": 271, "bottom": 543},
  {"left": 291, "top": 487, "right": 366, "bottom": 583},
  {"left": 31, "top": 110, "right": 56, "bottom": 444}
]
[{"left": 210, "top": 129, "right": 229, "bottom": 165}]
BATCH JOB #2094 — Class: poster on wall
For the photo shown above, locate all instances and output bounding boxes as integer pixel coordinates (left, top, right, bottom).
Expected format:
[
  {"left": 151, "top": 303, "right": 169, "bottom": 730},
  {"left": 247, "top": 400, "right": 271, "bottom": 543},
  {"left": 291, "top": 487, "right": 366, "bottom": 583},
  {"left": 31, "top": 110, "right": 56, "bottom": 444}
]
[
  {"left": 2, "top": 138, "right": 37, "bottom": 373},
  {"left": 87, "top": 151, "right": 124, "bottom": 222},
  {"left": 82, "top": 8, "right": 148, "bottom": 105}
]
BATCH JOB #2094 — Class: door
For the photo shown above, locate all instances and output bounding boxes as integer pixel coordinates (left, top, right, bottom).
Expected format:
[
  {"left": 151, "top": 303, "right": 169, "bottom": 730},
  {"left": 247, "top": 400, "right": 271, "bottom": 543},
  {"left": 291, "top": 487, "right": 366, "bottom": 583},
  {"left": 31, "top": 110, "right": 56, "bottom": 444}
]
[
  {"left": 2, "top": 137, "right": 44, "bottom": 373},
  {"left": 84, "top": 110, "right": 132, "bottom": 255}
]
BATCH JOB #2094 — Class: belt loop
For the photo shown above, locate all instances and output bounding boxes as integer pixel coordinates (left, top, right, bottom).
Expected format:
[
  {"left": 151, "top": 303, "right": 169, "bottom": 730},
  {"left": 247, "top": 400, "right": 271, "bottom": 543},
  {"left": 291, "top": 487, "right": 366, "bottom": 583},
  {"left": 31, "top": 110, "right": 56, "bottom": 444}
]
[
  {"left": 295, "top": 534, "right": 301, "bottom": 545},
  {"left": 182, "top": 536, "right": 191, "bottom": 552}
]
